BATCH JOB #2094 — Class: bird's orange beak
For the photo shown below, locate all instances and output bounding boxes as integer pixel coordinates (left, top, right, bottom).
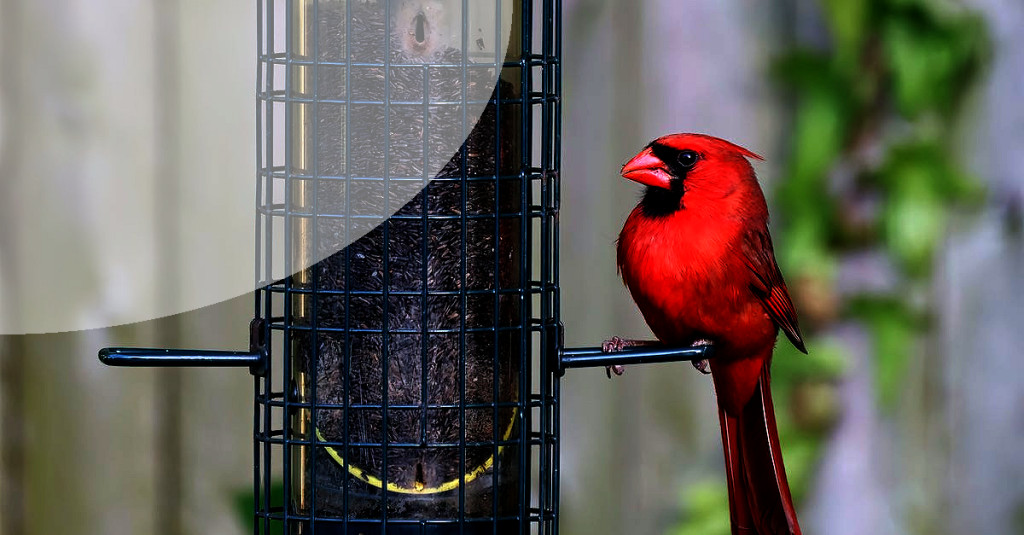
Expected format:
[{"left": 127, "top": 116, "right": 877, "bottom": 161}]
[{"left": 621, "top": 147, "right": 672, "bottom": 190}]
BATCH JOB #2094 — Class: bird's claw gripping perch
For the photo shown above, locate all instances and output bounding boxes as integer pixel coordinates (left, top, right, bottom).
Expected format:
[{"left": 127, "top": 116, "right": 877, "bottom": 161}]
[
  {"left": 601, "top": 336, "right": 674, "bottom": 378},
  {"left": 690, "top": 339, "right": 714, "bottom": 375},
  {"left": 601, "top": 336, "right": 632, "bottom": 377}
]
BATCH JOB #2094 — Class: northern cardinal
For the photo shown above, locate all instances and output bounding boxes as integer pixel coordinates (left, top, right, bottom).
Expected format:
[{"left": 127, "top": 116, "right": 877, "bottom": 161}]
[{"left": 611, "top": 133, "right": 805, "bottom": 534}]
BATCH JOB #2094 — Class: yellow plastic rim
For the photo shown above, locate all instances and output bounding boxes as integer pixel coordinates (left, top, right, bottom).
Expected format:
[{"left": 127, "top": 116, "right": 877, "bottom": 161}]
[{"left": 315, "top": 408, "right": 518, "bottom": 495}]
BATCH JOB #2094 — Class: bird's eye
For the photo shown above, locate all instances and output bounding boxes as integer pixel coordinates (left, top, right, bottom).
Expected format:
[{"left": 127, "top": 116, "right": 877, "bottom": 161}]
[{"left": 677, "top": 150, "right": 699, "bottom": 169}]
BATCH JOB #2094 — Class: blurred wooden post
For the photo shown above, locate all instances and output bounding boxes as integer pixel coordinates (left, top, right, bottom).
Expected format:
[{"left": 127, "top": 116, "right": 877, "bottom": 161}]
[
  {"left": 154, "top": 0, "right": 184, "bottom": 534},
  {"left": 174, "top": 0, "right": 256, "bottom": 532},
  {"left": 0, "top": 0, "right": 162, "bottom": 532},
  {"left": 0, "top": 1, "right": 254, "bottom": 535},
  {"left": 0, "top": 0, "right": 27, "bottom": 532}
]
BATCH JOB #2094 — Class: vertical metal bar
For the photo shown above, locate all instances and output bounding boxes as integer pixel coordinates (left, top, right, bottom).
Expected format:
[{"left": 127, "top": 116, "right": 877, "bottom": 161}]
[
  {"left": 283, "top": 0, "right": 295, "bottom": 525},
  {"left": 308, "top": 1, "right": 320, "bottom": 532},
  {"left": 546, "top": 0, "right": 559, "bottom": 529},
  {"left": 539, "top": 0, "right": 552, "bottom": 525},
  {"left": 253, "top": 364, "right": 261, "bottom": 535},
  {"left": 550, "top": 0, "right": 562, "bottom": 531},
  {"left": 288, "top": 0, "right": 315, "bottom": 527},
  {"left": 262, "top": 2, "right": 276, "bottom": 533},
  {"left": 516, "top": 2, "right": 531, "bottom": 531}
]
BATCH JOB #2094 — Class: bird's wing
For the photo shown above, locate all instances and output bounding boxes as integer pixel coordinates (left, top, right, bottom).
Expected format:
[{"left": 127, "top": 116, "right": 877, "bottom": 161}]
[{"left": 740, "top": 225, "right": 807, "bottom": 353}]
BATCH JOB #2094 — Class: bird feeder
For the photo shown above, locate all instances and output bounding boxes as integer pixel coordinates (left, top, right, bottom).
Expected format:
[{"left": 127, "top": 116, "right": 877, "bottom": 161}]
[{"left": 100, "top": 1, "right": 707, "bottom": 533}]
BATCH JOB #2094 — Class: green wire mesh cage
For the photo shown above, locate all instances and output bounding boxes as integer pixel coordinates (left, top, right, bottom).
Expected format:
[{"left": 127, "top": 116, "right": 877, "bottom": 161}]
[{"left": 252, "top": 0, "right": 559, "bottom": 532}]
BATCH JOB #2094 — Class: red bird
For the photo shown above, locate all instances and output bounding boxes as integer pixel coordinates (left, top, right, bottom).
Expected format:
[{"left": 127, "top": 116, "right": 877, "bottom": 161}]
[{"left": 611, "top": 133, "right": 805, "bottom": 534}]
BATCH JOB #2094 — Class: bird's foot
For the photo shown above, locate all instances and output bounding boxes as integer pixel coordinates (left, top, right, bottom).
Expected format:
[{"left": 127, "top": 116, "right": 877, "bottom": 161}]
[
  {"left": 690, "top": 339, "right": 714, "bottom": 375},
  {"left": 601, "top": 336, "right": 636, "bottom": 353},
  {"left": 605, "top": 364, "right": 625, "bottom": 378},
  {"left": 601, "top": 336, "right": 641, "bottom": 378}
]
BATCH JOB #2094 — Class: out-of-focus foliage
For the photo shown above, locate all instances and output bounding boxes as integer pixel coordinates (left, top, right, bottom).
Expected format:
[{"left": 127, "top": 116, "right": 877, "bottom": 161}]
[
  {"left": 671, "top": 481, "right": 732, "bottom": 535},
  {"left": 670, "top": 0, "right": 988, "bottom": 532},
  {"left": 875, "top": 140, "right": 985, "bottom": 275}
]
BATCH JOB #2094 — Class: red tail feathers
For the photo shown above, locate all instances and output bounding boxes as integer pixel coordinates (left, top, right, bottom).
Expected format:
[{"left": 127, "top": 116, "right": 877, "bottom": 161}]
[{"left": 717, "top": 364, "right": 801, "bottom": 534}]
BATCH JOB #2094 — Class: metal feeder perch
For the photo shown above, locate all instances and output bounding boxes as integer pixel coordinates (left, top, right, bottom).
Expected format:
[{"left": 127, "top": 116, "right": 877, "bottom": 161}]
[{"left": 99, "top": 1, "right": 709, "bottom": 533}]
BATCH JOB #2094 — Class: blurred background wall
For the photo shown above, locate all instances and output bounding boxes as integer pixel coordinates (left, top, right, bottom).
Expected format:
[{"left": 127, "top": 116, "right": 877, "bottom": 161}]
[{"left": 0, "top": 0, "right": 1021, "bottom": 534}]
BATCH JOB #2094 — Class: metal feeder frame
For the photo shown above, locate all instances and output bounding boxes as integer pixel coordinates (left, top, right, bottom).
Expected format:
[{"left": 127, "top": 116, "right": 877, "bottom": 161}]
[{"left": 99, "top": 1, "right": 710, "bottom": 533}]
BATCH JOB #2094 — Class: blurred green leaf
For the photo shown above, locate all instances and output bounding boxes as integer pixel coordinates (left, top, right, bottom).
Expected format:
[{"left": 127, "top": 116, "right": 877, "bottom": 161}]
[
  {"left": 873, "top": 141, "right": 984, "bottom": 201},
  {"left": 789, "top": 84, "right": 850, "bottom": 186},
  {"left": 773, "top": 50, "right": 833, "bottom": 89},
  {"left": 884, "top": 171, "right": 945, "bottom": 276},
  {"left": 668, "top": 480, "right": 732, "bottom": 535},
  {"left": 882, "top": 6, "right": 989, "bottom": 117},
  {"left": 778, "top": 214, "right": 837, "bottom": 280},
  {"left": 772, "top": 337, "right": 848, "bottom": 384},
  {"left": 875, "top": 141, "right": 984, "bottom": 275},
  {"left": 820, "top": 0, "right": 871, "bottom": 72}
]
